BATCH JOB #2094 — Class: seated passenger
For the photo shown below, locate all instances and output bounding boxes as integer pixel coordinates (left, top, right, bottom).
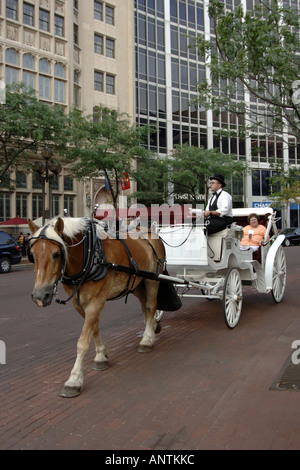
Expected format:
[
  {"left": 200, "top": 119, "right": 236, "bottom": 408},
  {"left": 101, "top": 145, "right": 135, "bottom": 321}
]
[{"left": 240, "top": 213, "right": 269, "bottom": 252}]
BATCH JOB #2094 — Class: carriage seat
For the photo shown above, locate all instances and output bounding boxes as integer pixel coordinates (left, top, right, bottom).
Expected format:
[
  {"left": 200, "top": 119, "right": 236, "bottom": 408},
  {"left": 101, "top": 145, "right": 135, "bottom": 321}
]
[{"left": 207, "top": 228, "right": 229, "bottom": 261}]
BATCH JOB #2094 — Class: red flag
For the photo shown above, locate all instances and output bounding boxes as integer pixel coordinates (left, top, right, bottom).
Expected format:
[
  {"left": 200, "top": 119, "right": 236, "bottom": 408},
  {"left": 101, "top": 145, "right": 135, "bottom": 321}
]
[{"left": 120, "top": 172, "right": 130, "bottom": 190}]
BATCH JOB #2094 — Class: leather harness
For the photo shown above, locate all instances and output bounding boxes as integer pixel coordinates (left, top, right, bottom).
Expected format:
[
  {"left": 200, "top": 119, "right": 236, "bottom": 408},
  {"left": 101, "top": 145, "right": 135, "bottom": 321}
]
[{"left": 29, "top": 220, "right": 165, "bottom": 306}]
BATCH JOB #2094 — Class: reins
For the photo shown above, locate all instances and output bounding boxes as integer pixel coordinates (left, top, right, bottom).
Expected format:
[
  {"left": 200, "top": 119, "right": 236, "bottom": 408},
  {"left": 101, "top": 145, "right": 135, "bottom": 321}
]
[{"left": 29, "top": 224, "right": 88, "bottom": 305}]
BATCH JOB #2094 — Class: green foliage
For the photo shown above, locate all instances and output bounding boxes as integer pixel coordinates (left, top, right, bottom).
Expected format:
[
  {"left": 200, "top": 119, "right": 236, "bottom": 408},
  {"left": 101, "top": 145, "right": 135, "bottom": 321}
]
[
  {"left": 166, "top": 144, "right": 247, "bottom": 204},
  {"left": 194, "top": 0, "right": 300, "bottom": 138},
  {"left": 130, "top": 154, "right": 168, "bottom": 206},
  {"left": 66, "top": 105, "right": 154, "bottom": 208},
  {"left": 0, "top": 83, "right": 68, "bottom": 180},
  {"left": 268, "top": 164, "right": 300, "bottom": 209}
]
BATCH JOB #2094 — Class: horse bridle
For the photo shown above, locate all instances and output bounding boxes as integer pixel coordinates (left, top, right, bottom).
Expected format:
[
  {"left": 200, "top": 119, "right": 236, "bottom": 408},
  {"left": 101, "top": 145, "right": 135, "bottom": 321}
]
[
  {"left": 28, "top": 224, "right": 67, "bottom": 295},
  {"left": 29, "top": 225, "right": 83, "bottom": 304},
  {"left": 29, "top": 221, "right": 107, "bottom": 305}
]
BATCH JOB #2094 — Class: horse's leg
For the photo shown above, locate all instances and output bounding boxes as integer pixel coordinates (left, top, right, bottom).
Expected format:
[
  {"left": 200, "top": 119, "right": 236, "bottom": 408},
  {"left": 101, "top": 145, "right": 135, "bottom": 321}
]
[
  {"left": 60, "top": 297, "right": 106, "bottom": 398},
  {"left": 71, "top": 303, "right": 109, "bottom": 372},
  {"left": 91, "top": 324, "right": 109, "bottom": 371},
  {"left": 133, "top": 281, "right": 160, "bottom": 353}
]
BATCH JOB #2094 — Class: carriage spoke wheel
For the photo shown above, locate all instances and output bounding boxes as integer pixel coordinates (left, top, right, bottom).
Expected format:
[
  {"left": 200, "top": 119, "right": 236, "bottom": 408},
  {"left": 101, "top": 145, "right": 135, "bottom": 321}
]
[
  {"left": 271, "top": 246, "right": 287, "bottom": 303},
  {"left": 223, "top": 267, "right": 242, "bottom": 329}
]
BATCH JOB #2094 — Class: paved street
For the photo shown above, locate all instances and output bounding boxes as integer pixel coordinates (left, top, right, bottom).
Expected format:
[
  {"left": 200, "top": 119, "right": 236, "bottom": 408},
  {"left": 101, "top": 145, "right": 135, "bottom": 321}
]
[{"left": 0, "top": 247, "right": 300, "bottom": 450}]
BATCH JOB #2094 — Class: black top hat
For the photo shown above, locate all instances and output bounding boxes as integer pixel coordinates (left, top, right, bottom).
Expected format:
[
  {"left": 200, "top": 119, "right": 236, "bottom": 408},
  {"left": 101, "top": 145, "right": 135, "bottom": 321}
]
[{"left": 209, "top": 174, "right": 226, "bottom": 187}]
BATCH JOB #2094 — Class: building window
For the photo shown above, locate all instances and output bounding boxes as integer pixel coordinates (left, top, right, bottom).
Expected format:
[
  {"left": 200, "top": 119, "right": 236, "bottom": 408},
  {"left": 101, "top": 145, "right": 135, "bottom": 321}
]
[
  {"left": 5, "top": 48, "right": 19, "bottom": 66},
  {"left": 32, "top": 173, "right": 42, "bottom": 190},
  {"left": 54, "top": 63, "right": 65, "bottom": 78},
  {"left": 64, "top": 176, "right": 73, "bottom": 191},
  {"left": 6, "top": 0, "right": 18, "bottom": 20},
  {"left": 39, "top": 58, "right": 51, "bottom": 74},
  {"left": 23, "top": 53, "right": 35, "bottom": 70},
  {"left": 39, "top": 75, "right": 51, "bottom": 100},
  {"left": 106, "top": 38, "right": 115, "bottom": 58},
  {"left": 94, "top": 70, "right": 103, "bottom": 91},
  {"left": 106, "top": 74, "right": 115, "bottom": 94},
  {"left": 64, "top": 196, "right": 74, "bottom": 216},
  {"left": 38, "top": 58, "right": 51, "bottom": 100},
  {"left": 54, "top": 79, "right": 65, "bottom": 102},
  {"left": 74, "top": 23, "right": 79, "bottom": 45},
  {"left": 94, "top": 1, "right": 103, "bottom": 21},
  {"left": 54, "top": 15, "right": 64, "bottom": 37},
  {"left": 23, "top": 2, "right": 34, "bottom": 26},
  {"left": 74, "top": 70, "right": 81, "bottom": 107},
  {"left": 23, "top": 70, "right": 35, "bottom": 90},
  {"left": 32, "top": 194, "right": 43, "bottom": 219},
  {"left": 74, "top": 70, "right": 80, "bottom": 85},
  {"left": 16, "top": 194, "right": 28, "bottom": 218},
  {"left": 106, "top": 5, "right": 114, "bottom": 25},
  {"left": 16, "top": 172, "right": 27, "bottom": 189},
  {"left": 94, "top": 34, "right": 104, "bottom": 55},
  {"left": 5, "top": 66, "right": 18, "bottom": 85},
  {"left": 39, "top": 9, "right": 50, "bottom": 32},
  {"left": 52, "top": 195, "right": 59, "bottom": 218},
  {"left": 0, "top": 194, "right": 11, "bottom": 222}
]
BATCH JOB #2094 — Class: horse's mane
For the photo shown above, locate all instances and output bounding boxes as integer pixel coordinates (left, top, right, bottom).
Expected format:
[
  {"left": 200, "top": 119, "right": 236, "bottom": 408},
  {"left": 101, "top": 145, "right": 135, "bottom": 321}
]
[{"left": 31, "top": 216, "right": 87, "bottom": 243}]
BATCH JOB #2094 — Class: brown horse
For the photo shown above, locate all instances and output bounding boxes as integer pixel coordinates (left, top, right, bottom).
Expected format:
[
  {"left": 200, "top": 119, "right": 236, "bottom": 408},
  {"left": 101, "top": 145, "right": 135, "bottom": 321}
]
[{"left": 28, "top": 217, "right": 166, "bottom": 398}]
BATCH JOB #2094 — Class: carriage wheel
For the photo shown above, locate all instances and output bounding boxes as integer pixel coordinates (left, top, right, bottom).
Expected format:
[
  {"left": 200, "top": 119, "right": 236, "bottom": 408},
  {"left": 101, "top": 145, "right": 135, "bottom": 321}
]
[
  {"left": 223, "top": 268, "right": 242, "bottom": 329},
  {"left": 271, "top": 246, "right": 287, "bottom": 303}
]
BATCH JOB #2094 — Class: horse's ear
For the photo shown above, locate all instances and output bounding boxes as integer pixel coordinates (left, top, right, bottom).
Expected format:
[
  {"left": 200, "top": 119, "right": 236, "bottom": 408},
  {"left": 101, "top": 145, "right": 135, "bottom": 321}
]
[
  {"left": 28, "top": 219, "right": 40, "bottom": 234},
  {"left": 54, "top": 217, "right": 64, "bottom": 236}
]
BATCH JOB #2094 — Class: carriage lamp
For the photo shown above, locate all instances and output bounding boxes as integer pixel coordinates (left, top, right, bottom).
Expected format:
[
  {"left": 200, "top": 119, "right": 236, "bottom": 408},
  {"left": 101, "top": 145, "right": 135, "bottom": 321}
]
[{"left": 32, "top": 147, "right": 62, "bottom": 223}]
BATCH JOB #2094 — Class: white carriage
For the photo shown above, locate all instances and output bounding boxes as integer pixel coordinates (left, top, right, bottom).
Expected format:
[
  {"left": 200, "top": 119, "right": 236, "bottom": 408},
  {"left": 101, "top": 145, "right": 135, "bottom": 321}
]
[{"left": 157, "top": 207, "right": 287, "bottom": 328}]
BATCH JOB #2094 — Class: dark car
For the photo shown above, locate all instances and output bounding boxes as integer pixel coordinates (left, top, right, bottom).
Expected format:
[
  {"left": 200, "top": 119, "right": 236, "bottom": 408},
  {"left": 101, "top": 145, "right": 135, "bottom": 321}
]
[
  {"left": 281, "top": 227, "right": 300, "bottom": 246},
  {"left": 0, "top": 231, "right": 22, "bottom": 273}
]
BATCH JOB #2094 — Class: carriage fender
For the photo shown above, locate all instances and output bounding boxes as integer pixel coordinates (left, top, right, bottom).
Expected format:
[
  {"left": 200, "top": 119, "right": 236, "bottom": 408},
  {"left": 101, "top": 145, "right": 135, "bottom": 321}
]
[{"left": 264, "top": 235, "right": 285, "bottom": 291}]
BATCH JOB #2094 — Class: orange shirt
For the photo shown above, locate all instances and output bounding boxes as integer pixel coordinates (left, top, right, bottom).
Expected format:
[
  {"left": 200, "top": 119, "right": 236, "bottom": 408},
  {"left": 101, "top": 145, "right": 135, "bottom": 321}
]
[{"left": 240, "top": 224, "right": 267, "bottom": 247}]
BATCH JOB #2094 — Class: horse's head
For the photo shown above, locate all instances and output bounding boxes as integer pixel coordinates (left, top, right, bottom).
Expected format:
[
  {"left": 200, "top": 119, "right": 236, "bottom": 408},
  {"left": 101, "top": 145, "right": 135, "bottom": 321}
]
[{"left": 28, "top": 218, "right": 66, "bottom": 307}]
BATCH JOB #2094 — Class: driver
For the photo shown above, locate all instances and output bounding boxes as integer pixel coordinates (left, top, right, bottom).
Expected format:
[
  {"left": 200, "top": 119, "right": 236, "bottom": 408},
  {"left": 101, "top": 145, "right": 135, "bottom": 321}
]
[{"left": 204, "top": 174, "right": 233, "bottom": 235}]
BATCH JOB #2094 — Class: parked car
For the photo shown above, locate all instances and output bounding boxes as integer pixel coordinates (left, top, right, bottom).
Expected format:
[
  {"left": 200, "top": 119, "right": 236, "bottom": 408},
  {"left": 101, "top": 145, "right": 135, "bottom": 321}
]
[
  {"left": 0, "top": 231, "right": 22, "bottom": 273},
  {"left": 281, "top": 227, "right": 300, "bottom": 246}
]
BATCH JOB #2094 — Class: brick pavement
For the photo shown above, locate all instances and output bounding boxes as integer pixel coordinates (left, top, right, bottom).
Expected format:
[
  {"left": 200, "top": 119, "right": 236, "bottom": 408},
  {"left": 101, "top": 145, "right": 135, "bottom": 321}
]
[{"left": 1, "top": 247, "right": 300, "bottom": 450}]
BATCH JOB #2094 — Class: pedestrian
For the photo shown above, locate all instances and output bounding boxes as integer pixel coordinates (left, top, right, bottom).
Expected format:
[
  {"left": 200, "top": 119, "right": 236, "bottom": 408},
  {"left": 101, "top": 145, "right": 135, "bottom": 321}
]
[
  {"left": 204, "top": 174, "right": 233, "bottom": 235},
  {"left": 17, "top": 232, "right": 26, "bottom": 256}
]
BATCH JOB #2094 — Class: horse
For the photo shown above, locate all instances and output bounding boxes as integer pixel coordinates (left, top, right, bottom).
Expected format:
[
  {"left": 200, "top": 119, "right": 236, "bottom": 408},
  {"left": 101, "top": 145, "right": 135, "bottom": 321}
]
[{"left": 28, "top": 216, "right": 166, "bottom": 398}]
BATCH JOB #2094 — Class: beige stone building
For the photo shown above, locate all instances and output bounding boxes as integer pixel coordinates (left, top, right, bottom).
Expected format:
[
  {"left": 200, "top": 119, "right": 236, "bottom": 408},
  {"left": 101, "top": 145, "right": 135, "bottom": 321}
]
[{"left": 0, "top": 0, "right": 135, "bottom": 223}]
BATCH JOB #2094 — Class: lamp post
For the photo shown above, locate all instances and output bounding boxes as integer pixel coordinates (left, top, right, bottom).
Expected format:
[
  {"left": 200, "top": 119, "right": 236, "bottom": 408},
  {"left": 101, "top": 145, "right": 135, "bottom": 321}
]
[{"left": 32, "top": 147, "right": 62, "bottom": 224}]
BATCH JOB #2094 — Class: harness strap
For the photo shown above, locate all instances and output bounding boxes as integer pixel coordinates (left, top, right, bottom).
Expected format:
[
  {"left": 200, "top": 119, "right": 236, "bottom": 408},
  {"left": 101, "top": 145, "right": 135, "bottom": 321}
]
[{"left": 106, "top": 233, "right": 165, "bottom": 302}]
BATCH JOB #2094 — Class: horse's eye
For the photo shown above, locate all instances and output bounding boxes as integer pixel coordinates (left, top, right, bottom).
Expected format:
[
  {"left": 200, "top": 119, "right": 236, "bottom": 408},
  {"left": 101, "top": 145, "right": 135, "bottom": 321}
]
[{"left": 52, "top": 251, "right": 61, "bottom": 260}]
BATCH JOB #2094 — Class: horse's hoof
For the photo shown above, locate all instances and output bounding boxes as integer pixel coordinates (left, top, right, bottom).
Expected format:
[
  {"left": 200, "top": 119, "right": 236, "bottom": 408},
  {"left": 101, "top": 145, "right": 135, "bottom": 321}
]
[
  {"left": 137, "top": 345, "right": 153, "bottom": 353},
  {"left": 59, "top": 385, "right": 81, "bottom": 398},
  {"left": 155, "top": 322, "right": 161, "bottom": 334},
  {"left": 92, "top": 361, "right": 109, "bottom": 371}
]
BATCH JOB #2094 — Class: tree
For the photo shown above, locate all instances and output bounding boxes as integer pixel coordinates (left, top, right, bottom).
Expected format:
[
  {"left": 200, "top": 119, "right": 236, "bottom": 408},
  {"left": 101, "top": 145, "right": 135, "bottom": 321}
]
[
  {"left": 268, "top": 164, "right": 300, "bottom": 227},
  {"left": 66, "top": 105, "right": 154, "bottom": 211},
  {"left": 130, "top": 153, "right": 168, "bottom": 206},
  {"left": 194, "top": 0, "right": 300, "bottom": 140},
  {"left": 166, "top": 144, "right": 247, "bottom": 205},
  {"left": 0, "top": 83, "right": 67, "bottom": 182}
]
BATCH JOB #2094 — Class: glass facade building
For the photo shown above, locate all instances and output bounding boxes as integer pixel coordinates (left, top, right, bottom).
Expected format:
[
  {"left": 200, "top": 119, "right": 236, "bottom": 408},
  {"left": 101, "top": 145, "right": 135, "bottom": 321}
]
[{"left": 134, "top": 0, "right": 300, "bottom": 225}]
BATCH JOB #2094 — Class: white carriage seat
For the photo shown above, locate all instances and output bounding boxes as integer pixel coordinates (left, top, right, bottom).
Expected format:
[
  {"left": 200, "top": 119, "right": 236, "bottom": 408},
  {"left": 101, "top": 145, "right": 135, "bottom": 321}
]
[{"left": 207, "top": 228, "right": 229, "bottom": 261}]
